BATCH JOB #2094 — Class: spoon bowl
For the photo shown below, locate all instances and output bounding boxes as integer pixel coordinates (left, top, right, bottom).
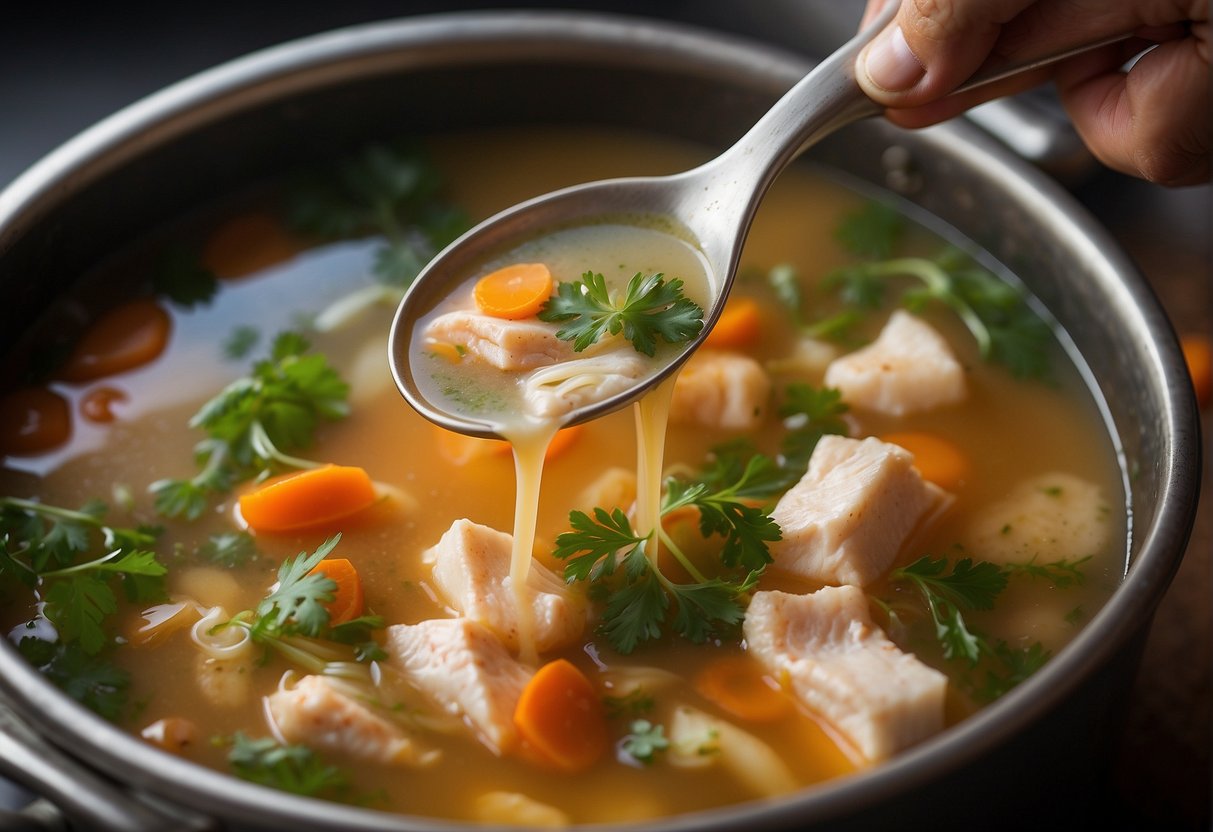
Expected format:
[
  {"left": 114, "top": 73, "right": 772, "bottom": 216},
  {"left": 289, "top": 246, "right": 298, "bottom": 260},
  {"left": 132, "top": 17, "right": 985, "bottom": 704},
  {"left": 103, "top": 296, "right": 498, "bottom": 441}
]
[{"left": 388, "top": 3, "right": 1128, "bottom": 439}]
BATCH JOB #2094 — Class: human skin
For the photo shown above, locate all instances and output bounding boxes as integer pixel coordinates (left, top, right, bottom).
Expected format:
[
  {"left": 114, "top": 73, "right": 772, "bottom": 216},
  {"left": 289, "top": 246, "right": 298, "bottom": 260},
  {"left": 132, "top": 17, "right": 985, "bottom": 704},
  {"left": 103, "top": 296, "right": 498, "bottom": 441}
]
[{"left": 855, "top": 0, "right": 1210, "bottom": 186}]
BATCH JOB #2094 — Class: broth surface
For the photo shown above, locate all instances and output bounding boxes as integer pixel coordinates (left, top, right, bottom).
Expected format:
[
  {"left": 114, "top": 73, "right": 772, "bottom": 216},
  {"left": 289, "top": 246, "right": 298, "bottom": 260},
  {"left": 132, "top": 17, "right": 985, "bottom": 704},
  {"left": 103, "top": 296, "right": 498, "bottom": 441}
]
[{"left": 0, "top": 127, "right": 1126, "bottom": 824}]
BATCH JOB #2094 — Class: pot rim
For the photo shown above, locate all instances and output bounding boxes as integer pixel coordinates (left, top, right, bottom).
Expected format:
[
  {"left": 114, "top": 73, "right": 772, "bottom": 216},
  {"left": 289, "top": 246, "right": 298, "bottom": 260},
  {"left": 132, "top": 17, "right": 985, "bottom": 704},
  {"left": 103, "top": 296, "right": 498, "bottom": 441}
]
[{"left": 0, "top": 10, "right": 1200, "bottom": 831}]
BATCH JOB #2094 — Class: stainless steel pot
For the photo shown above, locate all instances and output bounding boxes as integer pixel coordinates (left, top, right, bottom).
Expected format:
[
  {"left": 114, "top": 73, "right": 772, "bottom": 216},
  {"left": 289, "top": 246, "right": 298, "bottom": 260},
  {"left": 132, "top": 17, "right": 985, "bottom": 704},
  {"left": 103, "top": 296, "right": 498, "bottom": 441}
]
[{"left": 0, "top": 11, "right": 1200, "bottom": 832}]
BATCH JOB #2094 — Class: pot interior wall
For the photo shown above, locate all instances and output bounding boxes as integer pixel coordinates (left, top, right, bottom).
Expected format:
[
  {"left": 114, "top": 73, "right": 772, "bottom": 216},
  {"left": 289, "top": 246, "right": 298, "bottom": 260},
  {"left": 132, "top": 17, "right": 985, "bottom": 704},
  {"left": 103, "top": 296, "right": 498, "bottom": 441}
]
[{"left": 0, "top": 21, "right": 1191, "bottom": 831}]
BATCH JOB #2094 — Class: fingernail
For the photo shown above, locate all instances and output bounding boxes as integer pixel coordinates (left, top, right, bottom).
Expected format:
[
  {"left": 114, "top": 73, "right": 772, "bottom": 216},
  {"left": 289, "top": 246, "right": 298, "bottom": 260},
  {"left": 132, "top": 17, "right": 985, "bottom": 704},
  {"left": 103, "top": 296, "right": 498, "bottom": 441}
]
[{"left": 863, "top": 25, "right": 925, "bottom": 92}]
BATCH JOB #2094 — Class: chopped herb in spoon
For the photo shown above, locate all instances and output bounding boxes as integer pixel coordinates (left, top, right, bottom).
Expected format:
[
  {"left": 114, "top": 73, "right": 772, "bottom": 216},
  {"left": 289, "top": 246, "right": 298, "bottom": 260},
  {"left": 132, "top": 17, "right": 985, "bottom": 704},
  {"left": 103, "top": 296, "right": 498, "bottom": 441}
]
[{"left": 538, "top": 270, "right": 704, "bottom": 356}]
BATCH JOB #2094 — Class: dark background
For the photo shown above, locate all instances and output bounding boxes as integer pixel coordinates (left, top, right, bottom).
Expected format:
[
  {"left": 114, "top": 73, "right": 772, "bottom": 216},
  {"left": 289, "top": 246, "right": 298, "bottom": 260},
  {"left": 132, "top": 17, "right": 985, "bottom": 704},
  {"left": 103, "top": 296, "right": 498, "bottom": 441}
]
[{"left": 1, "top": 1, "right": 1209, "bottom": 829}]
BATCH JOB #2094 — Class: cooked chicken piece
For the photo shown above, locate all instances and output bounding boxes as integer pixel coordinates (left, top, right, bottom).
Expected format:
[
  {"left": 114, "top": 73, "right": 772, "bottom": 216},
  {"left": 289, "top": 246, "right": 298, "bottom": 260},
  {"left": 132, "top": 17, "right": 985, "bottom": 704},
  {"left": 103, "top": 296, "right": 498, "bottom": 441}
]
[
  {"left": 770, "top": 435, "right": 949, "bottom": 587},
  {"left": 386, "top": 618, "right": 533, "bottom": 755},
  {"left": 744, "top": 587, "right": 947, "bottom": 761},
  {"left": 964, "top": 472, "right": 1113, "bottom": 565},
  {"left": 670, "top": 350, "right": 771, "bottom": 430},
  {"left": 824, "top": 310, "right": 966, "bottom": 416},
  {"left": 523, "top": 350, "right": 649, "bottom": 418},
  {"left": 425, "top": 310, "right": 571, "bottom": 371},
  {"left": 267, "top": 675, "right": 437, "bottom": 766},
  {"left": 425, "top": 519, "right": 586, "bottom": 653}
]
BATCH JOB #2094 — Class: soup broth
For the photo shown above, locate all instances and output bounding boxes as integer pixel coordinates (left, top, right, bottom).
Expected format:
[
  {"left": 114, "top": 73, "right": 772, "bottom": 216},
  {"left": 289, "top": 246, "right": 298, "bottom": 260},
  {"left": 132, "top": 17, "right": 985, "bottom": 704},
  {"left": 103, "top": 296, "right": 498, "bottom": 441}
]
[{"left": 0, "top": 127, "right": 1126, "bottom": 825}]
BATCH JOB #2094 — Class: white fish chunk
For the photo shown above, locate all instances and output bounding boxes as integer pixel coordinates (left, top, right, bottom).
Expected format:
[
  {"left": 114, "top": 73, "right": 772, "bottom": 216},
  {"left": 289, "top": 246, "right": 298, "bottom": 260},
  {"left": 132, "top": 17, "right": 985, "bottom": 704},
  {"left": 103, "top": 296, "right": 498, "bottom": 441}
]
[
  {"left": 670, "top": 350, "right": 771, "bottom": 430},
  {"left": 744, "top": 586, "right": 947, "bottom": 761},
  {"left": 425, "top": 310, "right": 571, "bottom": 371},
  {"left": 964, "top": 472, "right": 1113, "bottom": 565},
  {"left": 386, "top": 618, "right": 533, "bottom": 755},
  {"left": 523, "top": 350, "right": 648, "bottom": 418},
  {"left": 770, "top": 435, "right": 949, "bottom": 587},
  {"left": 824, "top": 310, "right": 966, "bottom": 416},
  {"left": 267, "top": 675, "right": 437, "bottom": 766},
  {"left": 426, "top": 518, "right": 586, "bottom": 653}
]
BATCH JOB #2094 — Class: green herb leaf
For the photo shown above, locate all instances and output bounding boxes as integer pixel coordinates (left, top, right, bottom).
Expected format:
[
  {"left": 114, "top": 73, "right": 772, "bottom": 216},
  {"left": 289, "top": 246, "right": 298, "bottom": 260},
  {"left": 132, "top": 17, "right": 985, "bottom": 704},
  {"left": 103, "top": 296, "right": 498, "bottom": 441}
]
[
  {"left": 252, "top": 536, "right": 341, "bottom": 640},
  {"left": 152, "top": 332, "right": 349, "bottom": 518},
  {"left": 621, "top": 719, "right": 670, "bottom": 764},
  {"left": 1003, "top": 555, "right": 1090, "bottom": 588},
  {"left": 538, "top": 271, "right": 704, "bottom": 357},
  {"left": 778, "top": 383, "right": 850, "bottom": 476},
  {"left": 17, "top": 637, "right": 130, "bottom": 721},
  {"left": 198, "top": 532, "right": 259, "bottom": 568},
  {"left": 228, "top": 732, "right": 349, "bottom": 797},
  {"left": 891, "top": 556, "right": 1007, "bottom": 664},
  {"left": 152, "top": 246, "right": 218, "bottom": 308},
  {"left": 835, "top": 201, "right": 905, "bottom": 259}
]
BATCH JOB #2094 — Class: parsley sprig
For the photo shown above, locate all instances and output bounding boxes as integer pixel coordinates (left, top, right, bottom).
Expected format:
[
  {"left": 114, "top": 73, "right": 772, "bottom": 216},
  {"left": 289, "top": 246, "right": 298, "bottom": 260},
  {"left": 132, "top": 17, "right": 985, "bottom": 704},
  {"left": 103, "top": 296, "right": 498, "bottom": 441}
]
[
  {"left": 0, "top": 498, "right": 166, "bottom": 654},
  {"left": 538, "top": 271, "right": 704, "bottom": 356},
  {"left": 221, "top": 536, "right": 387, "bottom": 670},
  {"left": 802, "top": 201, "right": 1053, "bottom": 379},
  {"left": 16, "top": 637, "right": 131, "bottom": 720},
  {"left": 553, "top": 456, "right": 777, "bottom": 654},
  {"left": 888, "top": 553, "right": 1090, "bottom": 701},
  {"left": 150, "top": 332, "right": 349, "bottom": 520},
  {"left": 227, "top": 732, "right": 350, "bottom": 797},
  {"left": 287, "top": 143, "right": 468, "bottom": 288}
]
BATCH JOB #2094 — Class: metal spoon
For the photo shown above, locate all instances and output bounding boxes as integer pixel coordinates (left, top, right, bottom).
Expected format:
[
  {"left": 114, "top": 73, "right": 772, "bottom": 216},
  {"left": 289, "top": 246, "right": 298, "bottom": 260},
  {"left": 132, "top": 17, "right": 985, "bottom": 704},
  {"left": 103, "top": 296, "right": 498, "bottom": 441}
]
[{"left": 388, "top": 4, "right": 1130, "bottom": 439}]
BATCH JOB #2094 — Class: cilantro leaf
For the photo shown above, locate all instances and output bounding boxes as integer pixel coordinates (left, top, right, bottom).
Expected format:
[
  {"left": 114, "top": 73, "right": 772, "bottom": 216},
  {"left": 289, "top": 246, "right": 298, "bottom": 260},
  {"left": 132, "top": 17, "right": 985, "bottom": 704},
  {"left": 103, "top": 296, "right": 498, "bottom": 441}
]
[
  {"left": 554, "top": 508, "right": 645, "bottom": 583},
  {"left": 538, "top": 271, "right": 704, "bottom": 357},
  {"left": 42, "top": 577, "right": 117, "bottom": 655},
  {"left": 198, "top": 532, "right": 259, "bottom": 568},
  {"left": 1002, "top": 555, "right": 1090, "bottom": 588},
  {"left": 228, "top": 732, "right": 349, "bottom": 797},
  {"left": 662, "top": 459, "right": 782, "bottom": 572}
]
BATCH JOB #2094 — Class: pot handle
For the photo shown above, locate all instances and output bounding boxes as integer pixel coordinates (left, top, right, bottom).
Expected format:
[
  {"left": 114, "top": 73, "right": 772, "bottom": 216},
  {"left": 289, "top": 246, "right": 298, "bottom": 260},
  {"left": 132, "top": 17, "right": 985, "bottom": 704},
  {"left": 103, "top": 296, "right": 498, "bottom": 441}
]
[{"left": 0, "top": 700, "right": 217, "bottom": 832}]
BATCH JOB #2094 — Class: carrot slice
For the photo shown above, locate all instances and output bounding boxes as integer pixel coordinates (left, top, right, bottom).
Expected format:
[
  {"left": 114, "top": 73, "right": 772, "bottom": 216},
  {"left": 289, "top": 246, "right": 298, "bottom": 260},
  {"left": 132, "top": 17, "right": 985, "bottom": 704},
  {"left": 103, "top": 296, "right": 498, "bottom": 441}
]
[
  {"left": 238, "top": 465, "right": 377, "bottom": 533},
  {"left": 202, "top": 212, "right": 300, "bottom": 280},
  {"left": 704, "top": 297, "right": 763, "bottom": 349},
  {"left": 693, "top": 654, "right": 792, "bottom": 723},
  {"left": 1181, "top": 334, "right": 1211, "bottom": 410},
  {"left": 880, "top": 431, "right": 969, "bottom": 491},
  {"left": 0, "top": 387, "right": 71, "bottom": 455},
  {"left": 514, "top": 659, "right": 609, "bottom": 772},
  {"left": 434, "top": 424, "right": 584, "bottom": 466},
  {"left": 79, "top": 386, "right": 128, "bottom": 423},
  {"left": 60, "top": 299, "right": 172, "bottom": 382},
  {"left": 473, "top": 263, "right": 553, "bottom": 319},
  {"left": 307, "top": 557, "right": 364, "bottom": 625}
]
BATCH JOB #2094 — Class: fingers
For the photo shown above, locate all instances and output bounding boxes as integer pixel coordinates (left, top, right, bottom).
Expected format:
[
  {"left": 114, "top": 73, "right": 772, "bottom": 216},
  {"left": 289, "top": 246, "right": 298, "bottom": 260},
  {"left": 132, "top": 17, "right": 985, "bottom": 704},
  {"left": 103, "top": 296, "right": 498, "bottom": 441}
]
[
  {"left": 856, "top": 0, "right": 1037, "bottom": 104},
  {"left": 1055, "top": 23, "right": 1211, "bottom": 185}
]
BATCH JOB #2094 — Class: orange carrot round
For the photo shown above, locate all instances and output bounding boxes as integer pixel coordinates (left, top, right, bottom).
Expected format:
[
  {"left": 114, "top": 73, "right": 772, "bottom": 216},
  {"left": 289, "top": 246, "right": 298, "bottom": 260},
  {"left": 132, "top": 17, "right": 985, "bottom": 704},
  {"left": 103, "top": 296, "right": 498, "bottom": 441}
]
[
  {"left": 473, "top": 263, "right": 553, "bottom": 319},
  {"left": 704, "top": 297, "right": 763, "bottom": 349},
  {"left": 307, "top": 557, "right": 364, "bottom": 625},
  {"left": 60, "top": 299, "right": 171, "bottom": 382},
  {"left": 1181, "top": 334, "right": 1211, "bottom": 410},
  {"left": 881, "top": 431, "right": 969, "bottom": 491},
  {"left": 0, "top": 387, "right": 71, "bottom": 455},
  {"left": 238, "top": 465, "right": 377, "bottom": 533},
  {"left": 202, "top": 212, "right": 300, "bottom": 280},
  {"left": 513, "top": 658, "right": 609, "bottom": 773},
  {"left": 693, "top": 654, "right": 792, "bottom": 723},
  {"left": 79, "top": 386, "right": 128, "bottom": 423}
]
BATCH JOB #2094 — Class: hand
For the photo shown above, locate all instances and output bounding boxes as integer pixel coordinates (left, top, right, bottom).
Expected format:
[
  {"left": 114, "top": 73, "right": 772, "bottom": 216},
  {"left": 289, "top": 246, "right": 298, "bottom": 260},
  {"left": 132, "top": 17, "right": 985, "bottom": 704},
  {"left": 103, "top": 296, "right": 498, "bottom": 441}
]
[{"left": 855, "top": 0, "right": 1210, "bottom": 186}]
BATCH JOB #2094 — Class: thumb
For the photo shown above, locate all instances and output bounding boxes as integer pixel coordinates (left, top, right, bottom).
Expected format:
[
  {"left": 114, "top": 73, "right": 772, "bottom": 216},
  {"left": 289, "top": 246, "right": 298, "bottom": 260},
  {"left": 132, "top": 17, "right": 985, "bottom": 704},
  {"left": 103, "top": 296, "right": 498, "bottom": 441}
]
[{"left": 857, "top": 0, "right": 1037, "bottom": 105}]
